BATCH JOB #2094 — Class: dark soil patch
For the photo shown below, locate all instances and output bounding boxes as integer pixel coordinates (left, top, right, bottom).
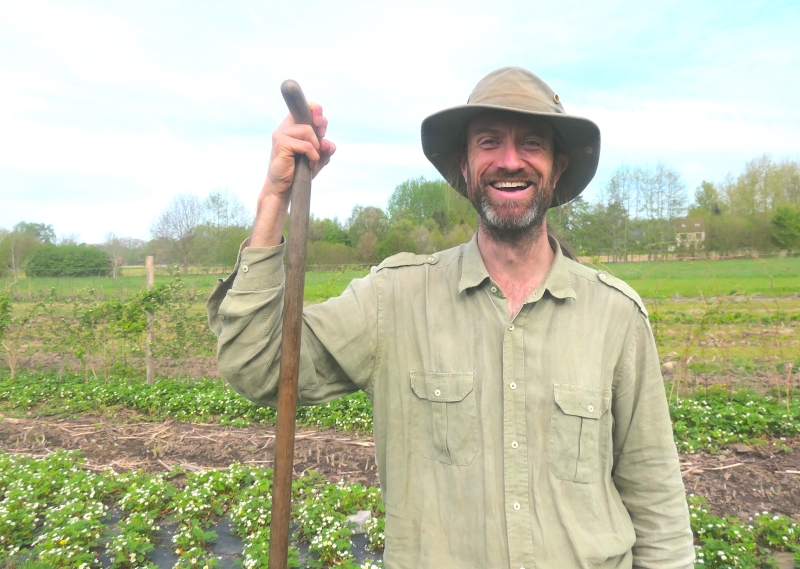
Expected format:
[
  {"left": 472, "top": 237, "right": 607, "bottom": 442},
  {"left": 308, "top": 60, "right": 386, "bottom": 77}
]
[
  {"left": 681, "top": 442, "right": 800, "bottom": 520},
  {"left": 0, "top": 415, "right": 377, "bottom": 487},
  {"left": 2, "top": 415, "right": 800, "bottom": 521}
]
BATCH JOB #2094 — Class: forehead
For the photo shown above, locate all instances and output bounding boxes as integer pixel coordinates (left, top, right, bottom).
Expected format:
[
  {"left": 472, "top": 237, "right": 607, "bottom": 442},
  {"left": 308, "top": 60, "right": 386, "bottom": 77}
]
[{"left": 466, "top": 110, "right": 555, "bottom": 139}]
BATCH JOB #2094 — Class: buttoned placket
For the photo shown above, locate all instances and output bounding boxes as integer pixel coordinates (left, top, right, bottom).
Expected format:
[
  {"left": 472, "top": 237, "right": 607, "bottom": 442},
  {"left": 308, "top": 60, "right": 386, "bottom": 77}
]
[{"left": 488, "top": 282, "right": 536, "bottom": 569}]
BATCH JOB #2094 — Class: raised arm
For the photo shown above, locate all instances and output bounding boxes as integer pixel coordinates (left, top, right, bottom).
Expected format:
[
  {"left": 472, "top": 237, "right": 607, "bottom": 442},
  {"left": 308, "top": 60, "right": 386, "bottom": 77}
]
[
  {"left": 207, "top": 103, "right": 378, "bottom": 409},
  {"left": 250, "top": 102, "right": 336, "bottom": 247}
]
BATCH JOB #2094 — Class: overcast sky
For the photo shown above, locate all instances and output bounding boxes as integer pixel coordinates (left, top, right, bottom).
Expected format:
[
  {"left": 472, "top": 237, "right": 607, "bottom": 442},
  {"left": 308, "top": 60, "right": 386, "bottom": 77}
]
[{"left": 1, "top": 0, "right": 799, "bottom": 244}]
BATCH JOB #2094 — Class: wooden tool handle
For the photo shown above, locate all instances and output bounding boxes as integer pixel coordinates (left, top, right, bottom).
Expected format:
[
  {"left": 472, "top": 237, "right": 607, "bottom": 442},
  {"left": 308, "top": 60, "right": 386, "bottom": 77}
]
[
  {"left": 281, "top": 80, "right": 314, "bottom": 129},
  {"left": 268, "top": 80, "right": 316, "bottom": 569}
]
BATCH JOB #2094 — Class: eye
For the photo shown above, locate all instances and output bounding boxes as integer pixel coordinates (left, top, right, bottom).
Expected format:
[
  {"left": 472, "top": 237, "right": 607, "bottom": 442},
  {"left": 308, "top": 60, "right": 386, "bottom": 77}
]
[
  {"left": 477, "top": 137, "right": 500, "bottom": 148},
  {"left": 521, "top": 139, "right": 543, "bottom": 149}
]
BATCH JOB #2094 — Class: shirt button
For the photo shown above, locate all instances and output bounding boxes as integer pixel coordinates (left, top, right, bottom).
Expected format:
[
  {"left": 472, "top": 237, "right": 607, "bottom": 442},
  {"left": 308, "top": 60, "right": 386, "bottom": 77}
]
[
  {"left": 511, "top": 441, "right": 518, "bottom": 449},
  {"left": 490, "top": 286, "right": 497, "bottom": 293},
  {"left": 588, "top": 404, "right": 595, "bottom": 413},
  {"left": 508, "top": 324, "right": 514, "bottom": 331},
  {"left": 428, "top": 256, "right": 435, "bottom": 262},
  {"left": 434, "top": 389, "right": 441, "bottom": 397},
  {"left": 509, "top": 382, "right": 516, "bottom": 390},
  {"left": 598, "top": 272, "right": 606, "bottom": 279},
  {"left": 241, "top": 265, "right": 249, "bottom": 273},
  {"left": 513, "top": 502, "right": 521, "bottom": 511}
]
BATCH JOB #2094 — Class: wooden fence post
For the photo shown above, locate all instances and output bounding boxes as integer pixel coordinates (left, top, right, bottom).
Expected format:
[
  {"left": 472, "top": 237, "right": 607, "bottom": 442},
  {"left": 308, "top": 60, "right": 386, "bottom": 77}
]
[{"left": 145, "top": 256, "right": 155, "bottom": 385}]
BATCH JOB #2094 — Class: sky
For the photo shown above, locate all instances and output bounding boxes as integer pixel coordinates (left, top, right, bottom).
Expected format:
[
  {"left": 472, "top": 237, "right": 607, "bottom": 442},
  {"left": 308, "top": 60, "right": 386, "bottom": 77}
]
[{"left": 1, "top": 0, "right": 799, "bottom": 244}]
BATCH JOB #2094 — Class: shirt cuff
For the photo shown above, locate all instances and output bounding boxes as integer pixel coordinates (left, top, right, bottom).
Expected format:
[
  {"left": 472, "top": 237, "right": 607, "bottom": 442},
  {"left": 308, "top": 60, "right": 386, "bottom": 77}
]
[{"left": 231, "top": 238, "right": 286, "bottom": 291}]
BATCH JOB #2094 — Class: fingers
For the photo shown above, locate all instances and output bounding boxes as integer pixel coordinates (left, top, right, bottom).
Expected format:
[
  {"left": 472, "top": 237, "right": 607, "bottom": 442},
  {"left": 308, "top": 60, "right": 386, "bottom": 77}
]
[
  {"left": 310, "top": 102, "right": 328, "bottom": 140},
  {"left": 265, "top": 101, "right": 334, "bottom": 192}
]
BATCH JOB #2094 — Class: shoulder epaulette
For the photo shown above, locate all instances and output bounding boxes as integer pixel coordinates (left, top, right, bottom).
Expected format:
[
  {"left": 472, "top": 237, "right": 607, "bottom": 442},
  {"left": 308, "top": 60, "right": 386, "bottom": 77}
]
[
  {"left": 596, "top": 270, "right": 648, "bottom": 317},
  {"left": 376, "top": 252, "right": 438, "bottom": 271}
]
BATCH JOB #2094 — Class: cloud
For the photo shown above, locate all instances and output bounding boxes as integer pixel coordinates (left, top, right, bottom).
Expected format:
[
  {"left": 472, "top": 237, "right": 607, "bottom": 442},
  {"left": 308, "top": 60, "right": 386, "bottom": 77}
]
[{"left": 1, "top": 0, "right": 798, "bottom": 242}]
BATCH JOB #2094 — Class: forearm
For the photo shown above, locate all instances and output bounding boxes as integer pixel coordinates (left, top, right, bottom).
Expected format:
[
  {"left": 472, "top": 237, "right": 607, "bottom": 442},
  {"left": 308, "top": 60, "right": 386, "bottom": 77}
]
[
  {"left": 612, "top": 316, "right": 695, "bottom": 569},
  {"left": 250, "top": 190, "right": 289, "bottom": 248},
  {"left": 207, "top": 242, "right": 287, "bottom": 406},
  {"left": 206, "top": 242, "right": 379, "bottom": 408}
]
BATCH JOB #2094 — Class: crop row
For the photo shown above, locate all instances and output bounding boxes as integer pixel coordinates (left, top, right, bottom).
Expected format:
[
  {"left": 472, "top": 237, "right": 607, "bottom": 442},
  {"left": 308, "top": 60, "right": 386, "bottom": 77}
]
[
  {"left": 2, "top": 451, "right": 800, "bottom": 569},
  {"left": 0, "top": 451, "right": 384, "bottom": 569},
  {"left": 2, "top": 373, "right": 800, "bottom": 454}
]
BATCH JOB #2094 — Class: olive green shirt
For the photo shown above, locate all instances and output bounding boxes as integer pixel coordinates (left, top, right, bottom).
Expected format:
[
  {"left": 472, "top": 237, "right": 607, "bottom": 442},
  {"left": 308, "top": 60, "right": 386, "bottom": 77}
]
[{"left": 207, "top": 235, "right": 694, "bottom": 569}]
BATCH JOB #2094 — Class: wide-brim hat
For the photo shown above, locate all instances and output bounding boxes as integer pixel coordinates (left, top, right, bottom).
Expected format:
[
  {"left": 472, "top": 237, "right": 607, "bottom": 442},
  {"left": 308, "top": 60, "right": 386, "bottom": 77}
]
[{"left": 421, "top": 67, "right": 601, "bottom": 208}]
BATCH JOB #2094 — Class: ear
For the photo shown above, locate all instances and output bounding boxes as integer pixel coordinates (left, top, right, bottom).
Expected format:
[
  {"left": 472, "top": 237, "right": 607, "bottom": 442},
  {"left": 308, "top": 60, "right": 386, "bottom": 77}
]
[
  {"left": 459, "top": 154, "right": 468, "bottom": 182},
  {"left": 552, "top": 153, "right": 569, "bottom": 185}
]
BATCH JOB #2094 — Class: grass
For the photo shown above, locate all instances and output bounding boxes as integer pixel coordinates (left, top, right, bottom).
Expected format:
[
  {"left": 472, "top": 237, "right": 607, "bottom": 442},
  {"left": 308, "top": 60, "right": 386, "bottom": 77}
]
[
  {"left": 3, "top": 270, "right": 371, "bottom": 304},
  {"left": 590, "top": 256, "right": 800, "bottom": 298},
  {"left": 5, "top": 257, "right": 800, "bottom": 304}
]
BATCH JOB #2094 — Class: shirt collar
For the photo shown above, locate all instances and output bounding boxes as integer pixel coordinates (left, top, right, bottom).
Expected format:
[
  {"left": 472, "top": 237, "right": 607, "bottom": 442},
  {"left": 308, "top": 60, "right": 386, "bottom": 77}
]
[{"left": 458, "top": 232, "right": 577, "bottom": 301}]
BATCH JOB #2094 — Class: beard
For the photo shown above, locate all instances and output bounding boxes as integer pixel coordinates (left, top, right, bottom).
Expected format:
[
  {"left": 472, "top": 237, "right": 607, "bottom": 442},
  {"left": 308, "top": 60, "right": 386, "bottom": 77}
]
[{"left": 466, "top": 166, "right": 554, "bottom": 246}]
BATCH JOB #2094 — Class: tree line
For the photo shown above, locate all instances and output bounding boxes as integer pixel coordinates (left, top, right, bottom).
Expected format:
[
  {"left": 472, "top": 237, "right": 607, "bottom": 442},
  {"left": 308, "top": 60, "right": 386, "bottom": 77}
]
[
  {"left": 3, "top": 154, "right": 799, "bottom": 279},
  {"left": 548, "top": 155, "right": 800, "bottom": 260}
]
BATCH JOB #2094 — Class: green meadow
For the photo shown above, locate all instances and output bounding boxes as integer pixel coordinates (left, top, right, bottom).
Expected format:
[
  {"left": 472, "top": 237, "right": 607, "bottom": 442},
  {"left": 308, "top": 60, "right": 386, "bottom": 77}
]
[{"left": 4, "top": 257, "right": 800, "bottom": 304}]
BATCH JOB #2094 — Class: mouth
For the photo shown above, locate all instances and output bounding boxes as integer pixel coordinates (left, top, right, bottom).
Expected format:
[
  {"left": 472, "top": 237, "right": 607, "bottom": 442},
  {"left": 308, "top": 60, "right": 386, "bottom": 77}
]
[{"left": 489, "top": 180, "right": 533, "bottom": 194}]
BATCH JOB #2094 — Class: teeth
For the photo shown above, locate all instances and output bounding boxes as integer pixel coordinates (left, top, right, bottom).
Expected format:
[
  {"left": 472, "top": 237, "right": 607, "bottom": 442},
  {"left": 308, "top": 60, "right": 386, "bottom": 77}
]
[{"left": 494, "top": 182, "right": 528, "bottom": 189}]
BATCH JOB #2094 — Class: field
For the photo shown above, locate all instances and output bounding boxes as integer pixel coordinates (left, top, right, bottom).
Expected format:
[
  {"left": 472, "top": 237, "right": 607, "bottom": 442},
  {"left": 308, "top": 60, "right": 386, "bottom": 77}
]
[
  {"left": 1, "top": 256, "right": 800, "bottom": 568},
  {"left": 5, "top": 256, "right": 800, "bottom": 303}
]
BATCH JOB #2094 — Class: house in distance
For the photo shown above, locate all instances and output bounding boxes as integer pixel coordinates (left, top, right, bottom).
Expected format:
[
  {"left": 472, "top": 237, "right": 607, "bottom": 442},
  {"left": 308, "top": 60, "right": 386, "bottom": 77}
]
[{"left": 674, "top": 217, "right": 706, "bottom": 254}]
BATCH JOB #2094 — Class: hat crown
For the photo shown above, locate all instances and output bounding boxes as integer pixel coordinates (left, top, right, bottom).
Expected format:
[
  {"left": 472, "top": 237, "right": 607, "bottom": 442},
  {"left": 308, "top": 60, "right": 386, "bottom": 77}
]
[{"left": 468, "top": 67, "right": 565, "bottom": 115}]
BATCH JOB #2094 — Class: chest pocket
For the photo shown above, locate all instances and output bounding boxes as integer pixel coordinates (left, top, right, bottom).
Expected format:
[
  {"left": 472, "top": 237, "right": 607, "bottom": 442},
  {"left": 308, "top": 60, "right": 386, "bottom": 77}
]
[
  {"left": 410, "top": 371, "right": 479, "bottom": 466},
  {"left": 548, "top": 384, "right": 610, "bottom": 484}
]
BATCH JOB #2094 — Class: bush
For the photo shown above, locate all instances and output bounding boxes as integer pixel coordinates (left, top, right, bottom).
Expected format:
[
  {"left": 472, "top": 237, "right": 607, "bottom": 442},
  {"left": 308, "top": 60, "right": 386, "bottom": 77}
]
[{"left": 26, "top": 245, "right": 112, "bottom": 278}]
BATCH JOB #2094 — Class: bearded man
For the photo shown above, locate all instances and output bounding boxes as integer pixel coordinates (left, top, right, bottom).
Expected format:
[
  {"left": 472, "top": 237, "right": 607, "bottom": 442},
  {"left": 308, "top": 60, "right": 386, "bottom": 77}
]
[{"left": 208, "top": 67, "right": 695, "bottom": 568}]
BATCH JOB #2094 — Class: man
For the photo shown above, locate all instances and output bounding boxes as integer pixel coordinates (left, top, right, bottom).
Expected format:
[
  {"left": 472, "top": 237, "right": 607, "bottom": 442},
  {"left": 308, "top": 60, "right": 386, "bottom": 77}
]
[{"left": 207, "top": 67, "right": 695, "bottom": 568}]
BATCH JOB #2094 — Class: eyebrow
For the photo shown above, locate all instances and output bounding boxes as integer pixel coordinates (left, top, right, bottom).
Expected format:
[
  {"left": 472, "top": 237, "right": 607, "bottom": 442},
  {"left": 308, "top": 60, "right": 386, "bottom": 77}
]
[{"left": 470, "top": 127, "right": 553, "bottom": 144}]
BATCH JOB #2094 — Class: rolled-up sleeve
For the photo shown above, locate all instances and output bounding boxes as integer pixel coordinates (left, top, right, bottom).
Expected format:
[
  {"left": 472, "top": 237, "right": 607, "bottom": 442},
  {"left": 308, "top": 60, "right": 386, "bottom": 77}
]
[
  {"left": 206, "top": 241, "right": 380, "bottom": 408},
  {"left": 611, "top": 315, "right": 695, "bottom": 569}
]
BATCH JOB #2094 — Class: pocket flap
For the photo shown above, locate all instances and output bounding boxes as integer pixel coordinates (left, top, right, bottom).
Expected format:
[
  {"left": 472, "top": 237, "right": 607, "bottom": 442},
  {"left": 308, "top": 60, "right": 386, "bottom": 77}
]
[
  {"left": 410, "top": 371, "right": 474, "bottom": 402},
  {"left": 553, "top": 384, "right": 609, "bottom": 419}
]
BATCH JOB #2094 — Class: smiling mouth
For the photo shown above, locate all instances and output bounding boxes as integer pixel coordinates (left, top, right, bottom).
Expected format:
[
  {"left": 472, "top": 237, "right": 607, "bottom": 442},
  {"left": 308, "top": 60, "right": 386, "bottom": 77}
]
[{"left": 490, "top": 181, "right": 531, "bottom": 192}]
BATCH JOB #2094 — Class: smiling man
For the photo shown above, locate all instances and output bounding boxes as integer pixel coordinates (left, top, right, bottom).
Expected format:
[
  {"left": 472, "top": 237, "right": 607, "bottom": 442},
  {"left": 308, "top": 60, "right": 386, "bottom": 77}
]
[{"left": 208, "top": 67, "right": 695, "bottom": 568}]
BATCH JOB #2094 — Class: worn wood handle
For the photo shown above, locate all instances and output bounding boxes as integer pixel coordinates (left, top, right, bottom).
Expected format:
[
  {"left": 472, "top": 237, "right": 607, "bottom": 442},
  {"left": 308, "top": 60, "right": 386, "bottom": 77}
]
[
  {"left": 269, "top": 80, "right": 315, "bottom": 569},
  {"left": 281, "top": 80, "right": 314, "bottom": 129}
]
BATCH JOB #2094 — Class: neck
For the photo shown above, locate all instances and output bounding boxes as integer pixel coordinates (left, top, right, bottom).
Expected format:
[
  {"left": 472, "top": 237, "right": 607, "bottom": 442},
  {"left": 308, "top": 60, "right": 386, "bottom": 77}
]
[{"left": 477, "top": 220, "right": 555, "bottom": 317}]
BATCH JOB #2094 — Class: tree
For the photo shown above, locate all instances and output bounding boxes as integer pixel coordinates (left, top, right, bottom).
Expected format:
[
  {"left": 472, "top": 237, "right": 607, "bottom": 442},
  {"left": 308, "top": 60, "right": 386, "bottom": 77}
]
[
  {"left": 13, "top": 222, "right": 56, "bottom": 244},
  {"left": 692, "top": 181, "right": 725, "bottom": 216},
  {"left": 150, "top": 194, "right": 205, "bottom": 274},
  {"left": 26, "top": 244, "right": 112, "bottom": 278},
  {"left": 347, "top": 205, "right": 388, "bottom": 247},
  {"left": 726, "top": 155, "right": 800, "bottom": 216},
  {"left": 771, "top": 205, "right": 800, "bottom": 251},
  {"left": 387, "top": 177, "right": 476, "bottom": 233},
  {"left": 103, "top": 232, "right": 126, "bottom": 278},
  {"left": 308, "top": 216, "right": 349, "bottom": 245},
  {"left": 195, "top": 189, "right": 252, "bottom": 269},
  {"left": 0, "top": 227, "right": 41, "bottom": 282},
  {"left": 601, "top": 167, "right": 635, "bottom": 260}
]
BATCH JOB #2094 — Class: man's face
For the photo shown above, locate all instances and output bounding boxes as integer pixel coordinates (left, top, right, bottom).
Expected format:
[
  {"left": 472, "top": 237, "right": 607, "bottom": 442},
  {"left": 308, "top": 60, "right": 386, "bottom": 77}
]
[{"left": 460, "top": 111, "right": 569, "bottom": 237}]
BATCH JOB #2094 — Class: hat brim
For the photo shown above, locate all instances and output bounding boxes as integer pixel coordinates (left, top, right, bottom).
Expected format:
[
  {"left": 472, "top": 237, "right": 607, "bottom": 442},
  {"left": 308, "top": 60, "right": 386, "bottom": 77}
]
[{"left": 421, "top": 104, "right": 601, "bottom": 208}]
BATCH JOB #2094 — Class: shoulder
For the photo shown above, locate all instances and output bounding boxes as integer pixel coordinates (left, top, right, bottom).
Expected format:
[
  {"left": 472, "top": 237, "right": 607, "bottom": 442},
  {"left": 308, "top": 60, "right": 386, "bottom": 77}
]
[
  {"left": 564, "top": 258, "right": 648, "bottom": 318},
  {"left": 375, "top": 244, "right": 464, "bottom": 272}
]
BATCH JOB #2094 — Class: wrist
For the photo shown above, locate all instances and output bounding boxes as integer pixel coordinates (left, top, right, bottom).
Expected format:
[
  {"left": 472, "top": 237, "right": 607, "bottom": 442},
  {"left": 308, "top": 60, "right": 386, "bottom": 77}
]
[{"left": 250, "top": 190, "right": 289, "bottom": 247}]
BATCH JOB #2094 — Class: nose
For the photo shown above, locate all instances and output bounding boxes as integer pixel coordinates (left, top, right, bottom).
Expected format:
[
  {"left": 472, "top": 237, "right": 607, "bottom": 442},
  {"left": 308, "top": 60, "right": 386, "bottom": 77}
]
[{"left": 497, "top": 141, "right": 524, "bottom": 171}]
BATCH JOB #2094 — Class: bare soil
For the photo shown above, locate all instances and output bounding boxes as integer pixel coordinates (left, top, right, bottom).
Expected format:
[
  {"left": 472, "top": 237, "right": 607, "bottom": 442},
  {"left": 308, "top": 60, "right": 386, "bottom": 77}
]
[{"left": 2, "top": 415, "right": 799, "bottom": 521}]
